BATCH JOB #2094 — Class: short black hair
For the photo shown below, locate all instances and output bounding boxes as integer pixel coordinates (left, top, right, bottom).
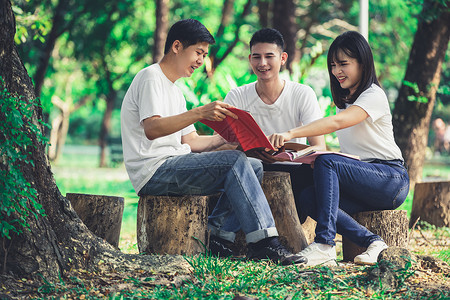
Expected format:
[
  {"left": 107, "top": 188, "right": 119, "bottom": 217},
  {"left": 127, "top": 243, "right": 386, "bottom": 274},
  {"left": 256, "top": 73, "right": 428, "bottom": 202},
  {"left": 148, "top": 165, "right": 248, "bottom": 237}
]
[
  {"left": 249, "top": 28, "right": 285, "bottom": 51},
  {"left": 327, "top": 31, "right": 380, "bottom": 109},
  {"left": 164, "top": 19, "right": 215, "bottom": 54}
]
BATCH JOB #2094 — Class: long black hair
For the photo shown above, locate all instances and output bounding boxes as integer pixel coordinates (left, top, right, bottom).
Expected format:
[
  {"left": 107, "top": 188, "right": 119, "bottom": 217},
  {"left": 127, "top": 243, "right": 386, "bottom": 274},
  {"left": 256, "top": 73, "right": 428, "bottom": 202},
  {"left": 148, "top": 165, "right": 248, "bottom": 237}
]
[{"left": 327, "top": 31, "right": 379, "bottom": 109}]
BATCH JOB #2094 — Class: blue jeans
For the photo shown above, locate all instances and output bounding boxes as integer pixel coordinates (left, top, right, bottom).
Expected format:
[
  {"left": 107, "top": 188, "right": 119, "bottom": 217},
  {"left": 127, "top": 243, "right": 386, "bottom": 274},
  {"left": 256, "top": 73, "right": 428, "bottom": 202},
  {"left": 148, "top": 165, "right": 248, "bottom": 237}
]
[
  {"left": 138, "top": 150, "right": 278, "bottom": 243},
  {"left": 299, "top": 154, "right": 410, "bottom": 247}
]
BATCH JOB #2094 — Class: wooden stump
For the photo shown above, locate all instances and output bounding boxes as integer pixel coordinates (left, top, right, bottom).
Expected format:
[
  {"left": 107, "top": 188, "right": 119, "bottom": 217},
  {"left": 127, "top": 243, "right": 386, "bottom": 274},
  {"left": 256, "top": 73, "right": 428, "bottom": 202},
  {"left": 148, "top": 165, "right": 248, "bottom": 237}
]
[
  {"left": 410, "top": 181, "right": 450, "bottom": 227},
  {"left": 342, "top": 210, "right": 409, "bottom": 262},
  {"left": 261, "top": 171, "right": 310, "bottom": 253},
  {"left": 67, "top": 193, "right": 124, "bottom": 248},
  {"left": 137, "top": 195, "right": 210, "bottom": 255},
  {"left": 301, "top": 217, "right": 316, "bottom": 244},
  {"left": 137, "top": 171, "right": 312, "bottom": 256}
]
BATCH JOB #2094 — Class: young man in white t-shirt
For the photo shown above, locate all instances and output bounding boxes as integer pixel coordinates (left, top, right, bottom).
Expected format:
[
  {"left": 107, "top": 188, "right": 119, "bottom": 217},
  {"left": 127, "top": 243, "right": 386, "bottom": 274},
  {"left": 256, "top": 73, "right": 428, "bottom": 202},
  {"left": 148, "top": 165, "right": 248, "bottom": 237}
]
[
  {"left": 224, "top": 28, "right": 326, "bottom": 222},
  {"left": 120, "top": 19, "right": 306, "bottom": 265}
]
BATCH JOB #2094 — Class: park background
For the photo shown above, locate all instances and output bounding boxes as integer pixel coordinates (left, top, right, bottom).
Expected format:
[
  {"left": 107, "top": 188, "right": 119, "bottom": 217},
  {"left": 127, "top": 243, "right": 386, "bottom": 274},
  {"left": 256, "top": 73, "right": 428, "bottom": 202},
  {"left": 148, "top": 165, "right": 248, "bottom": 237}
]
[
  {"left": 4, "top": 0, "right": 450, "bottom": 298},
  {"left": 15, "top": 0, "right": 449, "bottom": 253}
]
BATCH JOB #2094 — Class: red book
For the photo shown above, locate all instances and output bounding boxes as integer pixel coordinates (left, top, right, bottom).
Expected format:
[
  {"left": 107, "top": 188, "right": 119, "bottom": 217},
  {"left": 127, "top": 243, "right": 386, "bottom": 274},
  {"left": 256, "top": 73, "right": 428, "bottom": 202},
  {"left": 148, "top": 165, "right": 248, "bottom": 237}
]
[{"left": 200, "top": 107, "right": 275, "bottom": 152}]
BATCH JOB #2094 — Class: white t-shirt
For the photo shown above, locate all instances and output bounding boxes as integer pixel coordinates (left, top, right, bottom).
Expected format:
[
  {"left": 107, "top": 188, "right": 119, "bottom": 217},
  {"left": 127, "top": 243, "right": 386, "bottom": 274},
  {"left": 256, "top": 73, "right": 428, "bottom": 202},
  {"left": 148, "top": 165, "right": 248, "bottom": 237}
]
[
  {"left": 120, "top": 64, "right": 196, "bottom": 194},
  {"left": 336, "top": 83, "right": 403, "bottom": 162},
  {"left": 224, "top": 81, "right": 323, "bottom": 144}
]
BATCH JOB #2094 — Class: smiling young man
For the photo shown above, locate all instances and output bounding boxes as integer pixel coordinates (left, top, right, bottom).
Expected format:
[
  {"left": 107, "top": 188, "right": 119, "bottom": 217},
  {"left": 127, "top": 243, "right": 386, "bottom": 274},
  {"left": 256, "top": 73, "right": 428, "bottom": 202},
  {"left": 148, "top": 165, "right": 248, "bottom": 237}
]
[
  {"left": 223, "top": 28, "right": 326, "bottom": 223},
  {"left": 120, "top": 19, "right": 306, "bottom": 265}
]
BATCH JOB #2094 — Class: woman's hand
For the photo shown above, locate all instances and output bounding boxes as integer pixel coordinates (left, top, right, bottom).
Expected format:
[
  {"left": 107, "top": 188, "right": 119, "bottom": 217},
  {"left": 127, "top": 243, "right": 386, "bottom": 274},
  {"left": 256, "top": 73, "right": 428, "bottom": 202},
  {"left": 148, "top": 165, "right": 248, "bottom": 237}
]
[{"left": 268, "top": 132, "right": 292, "bottom": 150}]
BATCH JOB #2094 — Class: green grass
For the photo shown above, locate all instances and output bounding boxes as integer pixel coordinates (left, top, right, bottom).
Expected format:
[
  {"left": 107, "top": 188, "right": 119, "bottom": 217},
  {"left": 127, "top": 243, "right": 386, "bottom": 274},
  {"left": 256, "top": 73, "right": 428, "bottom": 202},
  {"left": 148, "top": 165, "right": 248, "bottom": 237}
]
[{"left": 34, "top": 253, "right": 449, "bottom": 299}]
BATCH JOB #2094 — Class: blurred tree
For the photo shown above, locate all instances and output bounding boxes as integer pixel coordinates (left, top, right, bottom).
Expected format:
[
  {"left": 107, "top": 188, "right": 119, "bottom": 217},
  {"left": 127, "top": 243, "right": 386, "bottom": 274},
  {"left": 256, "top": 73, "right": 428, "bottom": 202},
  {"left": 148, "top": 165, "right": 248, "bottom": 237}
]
[
  {"left": 207, "top": 0, "right": 253, "bottom": 75},
  {"left": 273, "top": 0, "right": 297, "bottom": 72},
  {"left": 261, "top": 0, "right": 356, "bottom": 78},
  {"left": 69, "top": 0, "right": 149, "bottom": 167},
  {"left": 392, "top": 0, "right": 450, "bottom": 188},
  {"left": 152, "top": 0, "right": 169, "bottom": 63}
]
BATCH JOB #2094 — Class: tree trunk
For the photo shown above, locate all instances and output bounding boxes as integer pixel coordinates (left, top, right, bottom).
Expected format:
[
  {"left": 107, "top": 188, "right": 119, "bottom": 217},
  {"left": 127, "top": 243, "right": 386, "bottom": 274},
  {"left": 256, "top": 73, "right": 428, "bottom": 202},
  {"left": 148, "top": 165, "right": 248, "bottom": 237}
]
[
  {"left": 48, "top": 95, "right": 70, "bottom": 162},
  {"left": 99, "top": 91, "right": 116, "bottom": 167},
  {"left": 33, "top": 0, "right": 69, "bottom": 97},
  {"left": 257, "top": 0, "right": 271, "bottom": 28},
  {"left": 0, "top": 0, "right": 185, "bottom": 281},
  {"left": 261, "top": 172, "right": 309, "bottom": 253},
  {"left": 48, "top": 95, "right": 91, "bottom": 162},
  {"left": 208, "top": 0, "right": 253, "bottom": 75},
  {"left": 273, "top": 0, "right": 297, "bottom": 72},
  {"left": 392, "top": 1, "right": 450, "bottom": 188},
  {"left": 410, "top": 181, "right": 450, "bottom": 228},
  {"left": 152, "top": 0, "right": 169, "bottom": 63}
]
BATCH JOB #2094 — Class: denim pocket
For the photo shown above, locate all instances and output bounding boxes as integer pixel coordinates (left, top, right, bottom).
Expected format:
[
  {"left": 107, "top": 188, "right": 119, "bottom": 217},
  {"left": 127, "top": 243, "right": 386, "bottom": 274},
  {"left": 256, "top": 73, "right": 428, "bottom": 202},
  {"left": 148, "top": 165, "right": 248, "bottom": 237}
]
[{"left": 392, "top": 181, "right": 410, "bottom": 209}]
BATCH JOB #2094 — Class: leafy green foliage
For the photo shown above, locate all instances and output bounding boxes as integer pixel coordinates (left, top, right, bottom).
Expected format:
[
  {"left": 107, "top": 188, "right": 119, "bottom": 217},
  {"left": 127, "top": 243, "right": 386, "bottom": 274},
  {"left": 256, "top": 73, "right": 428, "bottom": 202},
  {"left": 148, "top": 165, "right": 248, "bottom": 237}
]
[
  {"left": 403, "top": 80, "right": 430, "bottom": 103},
  {"left": 0, "top": 80, "right": 47, "bottom": 239},
  {"left": 12, "top": 3, "right": 52, "bottom": 44}
]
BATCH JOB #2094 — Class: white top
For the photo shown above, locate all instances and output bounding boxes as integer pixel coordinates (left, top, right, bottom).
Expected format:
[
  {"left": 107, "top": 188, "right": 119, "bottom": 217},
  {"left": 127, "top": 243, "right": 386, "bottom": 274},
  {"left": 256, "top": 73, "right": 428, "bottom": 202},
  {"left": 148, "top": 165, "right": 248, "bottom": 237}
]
[
  {"left": 224, "top": 81, "right": 323, "bottom": 144},
  {"left": 120, "top": 64, "right": 196, "bottom": 194},
  {"left": 336, "top": 83, "right": 403, "bottom": 162}
]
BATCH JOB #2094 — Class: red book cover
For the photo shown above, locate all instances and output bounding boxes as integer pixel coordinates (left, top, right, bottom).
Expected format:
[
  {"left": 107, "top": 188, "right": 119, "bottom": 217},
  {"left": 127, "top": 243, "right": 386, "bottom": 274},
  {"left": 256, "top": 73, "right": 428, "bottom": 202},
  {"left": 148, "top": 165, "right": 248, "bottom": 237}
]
[{"left": 200, "top": 107, "right": 275, "bottom": 152}]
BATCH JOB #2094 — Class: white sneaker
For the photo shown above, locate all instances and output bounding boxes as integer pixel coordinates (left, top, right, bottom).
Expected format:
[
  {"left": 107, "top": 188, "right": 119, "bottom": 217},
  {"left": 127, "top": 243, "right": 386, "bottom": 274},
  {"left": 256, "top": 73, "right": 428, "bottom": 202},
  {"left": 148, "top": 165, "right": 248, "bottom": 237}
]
[
  {"left": 354, "top": 240, "right": 388, "bottom": 265},
  {"left": 297, "top": 242, "right": 337, "bottom": 267}
]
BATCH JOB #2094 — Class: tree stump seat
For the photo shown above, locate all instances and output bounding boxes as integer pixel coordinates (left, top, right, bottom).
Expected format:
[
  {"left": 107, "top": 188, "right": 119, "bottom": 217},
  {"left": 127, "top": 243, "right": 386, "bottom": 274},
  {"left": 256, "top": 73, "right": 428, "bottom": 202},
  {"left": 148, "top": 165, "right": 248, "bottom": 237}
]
[
  {"left": 137, "top": 194, "right": 212, "bottom": 255},
  {"left": 137, "top": 171, "right": 314, "bottom": 256},
  {"left": 342, "top": 210, "right": 409, "bottom": 262},
  {"left": 410, "top": 181, "right": 450, "bottom": 228},
  {"left": 67, "top": 193, "right": 124, "bottom": 248}
]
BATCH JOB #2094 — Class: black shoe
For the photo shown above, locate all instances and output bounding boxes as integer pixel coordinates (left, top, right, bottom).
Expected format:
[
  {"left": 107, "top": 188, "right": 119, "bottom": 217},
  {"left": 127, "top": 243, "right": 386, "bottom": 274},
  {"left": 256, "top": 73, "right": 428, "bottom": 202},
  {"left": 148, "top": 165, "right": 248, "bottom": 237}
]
[
  {"left": 247, "top": 237, "right": 307, "bottom": 266},
  {"left": 208, "top": 235, "right": 234, "bottom": 257}
]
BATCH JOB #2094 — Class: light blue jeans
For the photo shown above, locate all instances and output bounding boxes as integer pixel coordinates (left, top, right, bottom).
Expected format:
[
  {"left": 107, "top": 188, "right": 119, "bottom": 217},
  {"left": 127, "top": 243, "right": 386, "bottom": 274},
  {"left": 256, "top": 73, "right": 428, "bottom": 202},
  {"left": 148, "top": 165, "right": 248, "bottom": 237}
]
[
  {"left": 138, "top": 150, "right": 278, "bottom": 243},
  {"left": 299, "top": 154, "right": 410, "bottom": 248}
]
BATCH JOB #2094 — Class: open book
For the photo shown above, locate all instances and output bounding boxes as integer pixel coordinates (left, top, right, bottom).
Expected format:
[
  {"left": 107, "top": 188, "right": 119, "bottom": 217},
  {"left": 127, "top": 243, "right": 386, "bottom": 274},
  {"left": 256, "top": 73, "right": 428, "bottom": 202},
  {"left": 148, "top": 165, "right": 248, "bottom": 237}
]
[
  {"left": 200, "top": 107, "right": 275, "bottom": 152},
  {"left": 200, "top": 108, "right": 358, "bottom": 163},
  {"left": 274, "top": 143, "right": 360, "bottom": 164}
]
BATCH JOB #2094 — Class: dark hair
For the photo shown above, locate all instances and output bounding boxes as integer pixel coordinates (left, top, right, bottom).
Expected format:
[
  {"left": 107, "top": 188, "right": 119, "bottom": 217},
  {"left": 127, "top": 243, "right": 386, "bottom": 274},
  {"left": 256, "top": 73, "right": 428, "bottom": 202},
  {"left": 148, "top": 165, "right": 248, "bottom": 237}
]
[
  {"left": 164, "top": 19, "right": 215, "bottom": 54},
  {"left": 249, "top": 28, "right": 285, "bottom": 51},
  {"left": 327, "top": 31, "right": 379, "bottom": 109}
]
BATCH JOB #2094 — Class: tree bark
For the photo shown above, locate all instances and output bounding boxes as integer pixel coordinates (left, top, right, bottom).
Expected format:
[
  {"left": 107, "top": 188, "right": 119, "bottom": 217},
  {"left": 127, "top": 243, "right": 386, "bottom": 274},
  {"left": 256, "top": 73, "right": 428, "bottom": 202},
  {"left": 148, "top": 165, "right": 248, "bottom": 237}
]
[
  {"left": 410, "top": 181, "right": 450, "bottom": 228},
  {"left": 152, "top": 0, "right": 169, "bottom": 63},
  {"left": 261, "top": 171, "right": 309, "bottom": 253},
  {"left": 273, "top": 0, "right": 297, "bottom": 72},
  {"left": 67, "top": 193, "right": 124, "bottom": 248},
  {"left": 48, "top": 95, "right": 91, "bottom": 162},
  {"left": 392, "top": 1, "right": 450, "bottom": 188},
  {"left": 99, "top": 90, "right": 116, "bottom": 167},
  {"left": 33, "top": 0, "right": 74, "bottom": 97},
  {"left": 0, "top": 0, "right": 186, "bottom": 281},
  {"left": 137, "top": 195, "right": 210, "bottom": 255},
  {"left": 257, "top": 0, "right": 271, "bottom": 28},
  {"left": 342, "top": 210, "right": 409, "bottom": 262}
]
